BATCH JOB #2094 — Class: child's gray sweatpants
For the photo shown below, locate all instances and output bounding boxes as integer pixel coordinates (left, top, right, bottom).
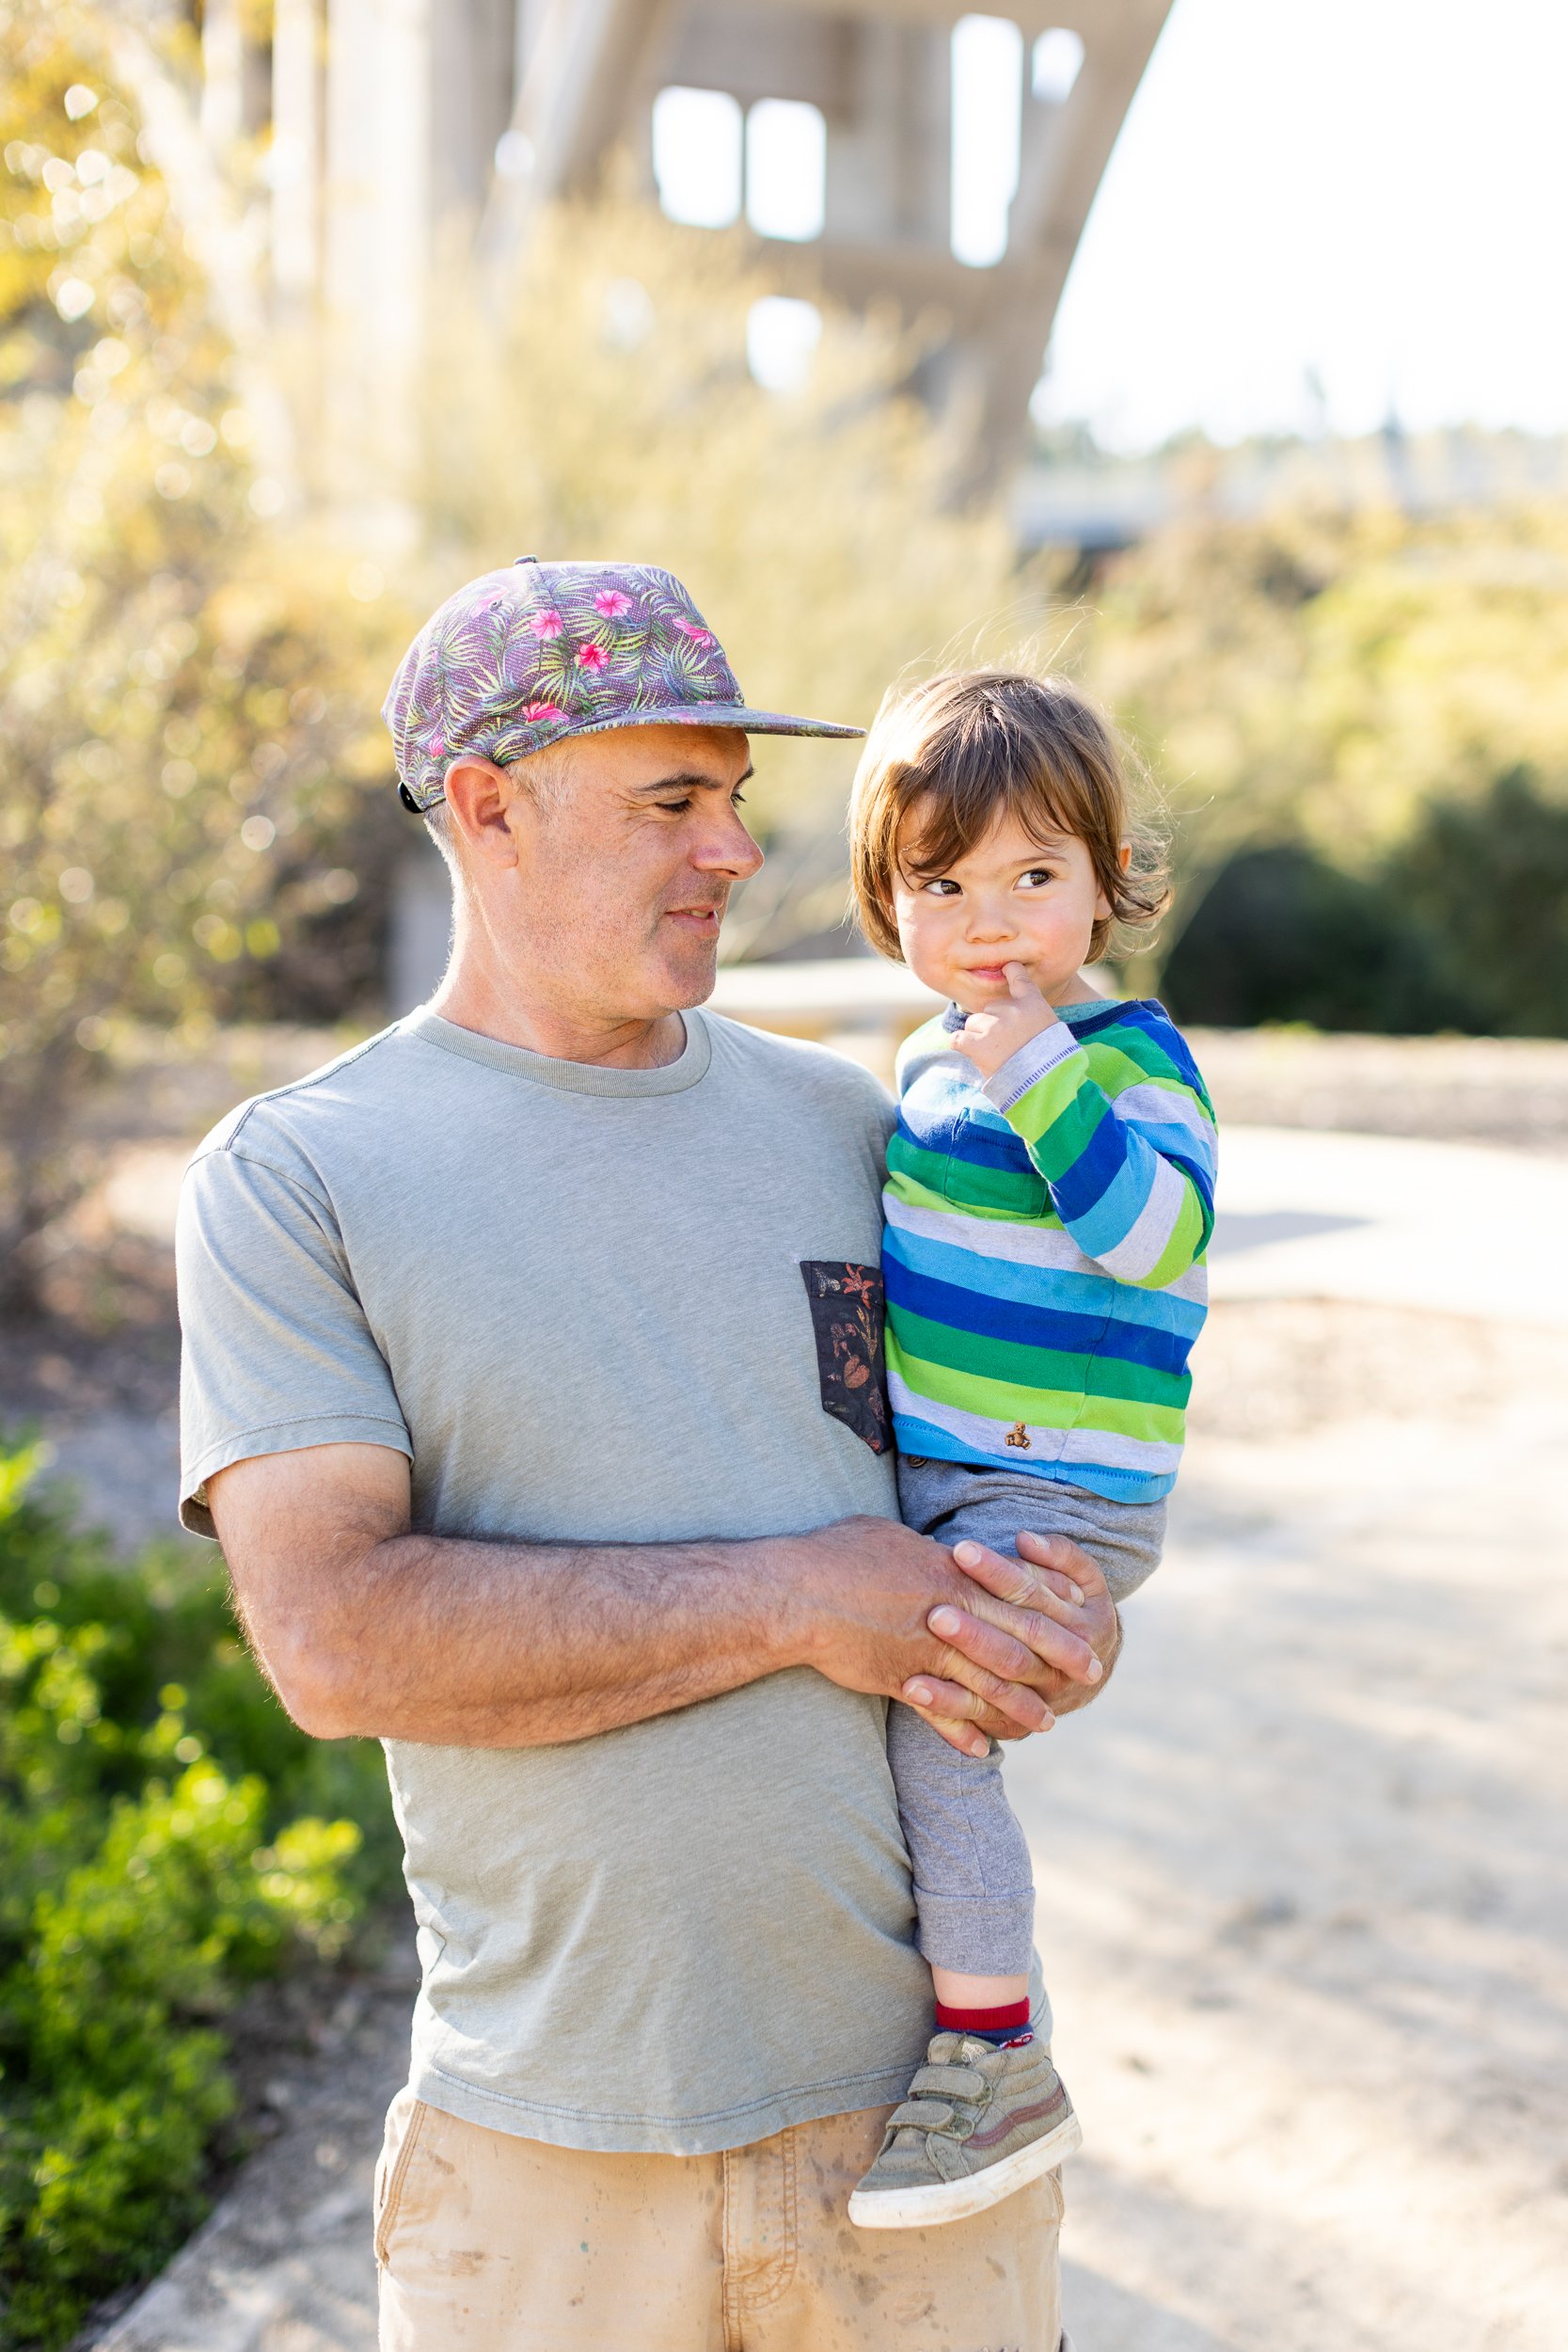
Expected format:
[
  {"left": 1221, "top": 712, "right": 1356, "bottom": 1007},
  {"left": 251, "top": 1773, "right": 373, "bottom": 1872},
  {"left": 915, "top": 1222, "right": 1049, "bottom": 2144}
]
[{"left": 890, "top": 1456, "right": 1166, "bottom": 1978}]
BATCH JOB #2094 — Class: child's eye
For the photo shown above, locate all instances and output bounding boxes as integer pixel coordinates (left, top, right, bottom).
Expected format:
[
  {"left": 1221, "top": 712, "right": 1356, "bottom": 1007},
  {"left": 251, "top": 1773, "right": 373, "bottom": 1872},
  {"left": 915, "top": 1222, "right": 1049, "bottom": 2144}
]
[
  {"left": 1018, "top": 867, "right": 1056, "bottom": 889},
  {"left": 921, "top": 877, "right": 961, "bottom": 898}
]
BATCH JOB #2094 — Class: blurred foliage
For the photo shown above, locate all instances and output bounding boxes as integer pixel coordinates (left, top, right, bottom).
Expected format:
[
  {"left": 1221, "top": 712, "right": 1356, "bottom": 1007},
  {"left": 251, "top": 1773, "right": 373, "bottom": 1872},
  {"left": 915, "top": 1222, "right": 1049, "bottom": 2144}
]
[
  {"left": 1078, "top": 504, "right": 1568, "bottom": 1031},
  {"left": 1388, "top": 766, "right": 1568, "bottom": 1036},
  {"left": 0, "top": 1432, "right": 399, "bottom": 2348},
  {"left": 1081, "top": 501, "right": 1568, "bottom": 875},
  {"left": 0, "top": 0, "right": 409, "bottom": 1309},
  {"left": 1159, "top": 844, "right": 1470, "bottom": 1035}
]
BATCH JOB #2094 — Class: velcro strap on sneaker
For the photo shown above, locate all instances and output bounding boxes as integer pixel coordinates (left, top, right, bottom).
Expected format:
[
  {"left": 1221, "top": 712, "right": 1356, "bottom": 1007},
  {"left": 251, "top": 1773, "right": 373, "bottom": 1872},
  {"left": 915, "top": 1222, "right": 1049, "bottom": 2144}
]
[
  {"left": 909, "top": 2062, "right": 988, "bottom": 2100},
  {"left": 888, "top": 2097, "right": 957, "bottom": 2133}
]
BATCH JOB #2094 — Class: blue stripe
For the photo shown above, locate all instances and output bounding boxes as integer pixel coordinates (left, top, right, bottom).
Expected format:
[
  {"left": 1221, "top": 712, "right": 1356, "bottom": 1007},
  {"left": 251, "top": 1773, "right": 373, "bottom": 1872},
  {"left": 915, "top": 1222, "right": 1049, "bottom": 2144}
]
[
  {"left": 890, "top": 1414, "right": 1176, "bottom": 1503},
  {"left": 1121, "top": 1114, "right": 1218, "bottom": 1178},
  {"left": 1053, "top": 1133, "right": 1147, "bottom": 1249},
  {"left": 1067, "top": 996, "right": 1202, "bottom": 1080},
  {"left": 887, "top": 1258, "right": 1194, "bottom": 1375},
  {"left": 1041, "top": 1103, "right": 1129, "bottom": 1223},
  {"left": 882, "top": 1223, "right": 1207, "bottom": 1337},
  {"left": 898, "top": 1107, "right": 1033, "bottom": 1175},
  {"left": 888, "top": 1257, "right": 1106, "bottom": 1355},
  {"left": 1163, "top": 1146, "right": 1217, "bottom": 1243}
]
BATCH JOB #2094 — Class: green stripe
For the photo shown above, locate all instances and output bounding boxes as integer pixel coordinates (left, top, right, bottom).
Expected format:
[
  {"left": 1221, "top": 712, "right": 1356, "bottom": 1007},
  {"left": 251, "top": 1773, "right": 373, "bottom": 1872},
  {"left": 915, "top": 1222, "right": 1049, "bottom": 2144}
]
[
  {"left": 1136, "top": 1185, "right": 1212, "bottom": 1290},
  {"left": 889, "top": 1343, "right": 1186, "bottom": 1443},
  {"left": 887, "top": 1131, "right": 1051, "bottom": 1216},
  {"left": 1006, "top": 1069, "right": 1112, "bottom": 1185},
  {"left": 1077, "top": 1024, "right": 1214, "bottom": 1108},
  {"left": 889, "top": 1305, "right": 1190, "bottom": 1410},
  {"left": 885, "top": 1169, "right": 1059, "bottom": 1230}
]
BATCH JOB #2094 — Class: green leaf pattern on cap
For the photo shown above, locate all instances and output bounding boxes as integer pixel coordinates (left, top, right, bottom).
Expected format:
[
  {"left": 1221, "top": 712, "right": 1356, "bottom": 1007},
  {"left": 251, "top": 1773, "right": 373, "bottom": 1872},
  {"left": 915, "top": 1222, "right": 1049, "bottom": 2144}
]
[{"left": 383, "top": 563, "right": 744, "bottom": 809}]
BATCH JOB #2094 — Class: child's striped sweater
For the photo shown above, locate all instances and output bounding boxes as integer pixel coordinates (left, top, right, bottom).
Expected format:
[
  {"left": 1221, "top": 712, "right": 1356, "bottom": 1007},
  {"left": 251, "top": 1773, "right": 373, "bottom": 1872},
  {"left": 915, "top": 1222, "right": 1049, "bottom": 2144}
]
[{"left": 883, "top": 997, "right": 1217, "bottom": 1504}]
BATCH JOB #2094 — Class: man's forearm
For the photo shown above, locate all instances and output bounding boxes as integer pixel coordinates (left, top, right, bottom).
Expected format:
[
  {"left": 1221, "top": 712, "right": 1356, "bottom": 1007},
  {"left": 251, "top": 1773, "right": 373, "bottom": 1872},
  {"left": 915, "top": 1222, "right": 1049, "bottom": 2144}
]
[
  {"left": 211, "top": 1444, "right": 1109, "bottom": 1756},
  {"left": 246, "top": 1525, "right": 805, "bottom": 1747}
]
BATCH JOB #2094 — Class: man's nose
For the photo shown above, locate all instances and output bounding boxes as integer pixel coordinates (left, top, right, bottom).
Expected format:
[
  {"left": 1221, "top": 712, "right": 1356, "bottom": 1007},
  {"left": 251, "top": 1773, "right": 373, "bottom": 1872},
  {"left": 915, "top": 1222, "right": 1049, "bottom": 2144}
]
[{"left": 692, "top": 804, "right": 765, "bottom": 881}]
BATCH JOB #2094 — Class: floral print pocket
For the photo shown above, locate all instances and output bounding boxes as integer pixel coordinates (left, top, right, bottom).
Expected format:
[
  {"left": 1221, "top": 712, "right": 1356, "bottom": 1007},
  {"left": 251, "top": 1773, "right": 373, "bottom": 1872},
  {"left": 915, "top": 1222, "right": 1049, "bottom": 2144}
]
[{"left": 799, "top": 1261, "right": 891, "bottom": 1455}]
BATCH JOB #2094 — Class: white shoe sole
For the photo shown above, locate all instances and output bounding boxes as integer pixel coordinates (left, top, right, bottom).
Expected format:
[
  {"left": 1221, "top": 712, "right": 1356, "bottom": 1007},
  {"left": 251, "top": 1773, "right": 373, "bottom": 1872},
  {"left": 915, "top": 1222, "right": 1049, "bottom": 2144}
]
[{"left": 847, "top": 2110, "right": 1082, "bottom": 2230}]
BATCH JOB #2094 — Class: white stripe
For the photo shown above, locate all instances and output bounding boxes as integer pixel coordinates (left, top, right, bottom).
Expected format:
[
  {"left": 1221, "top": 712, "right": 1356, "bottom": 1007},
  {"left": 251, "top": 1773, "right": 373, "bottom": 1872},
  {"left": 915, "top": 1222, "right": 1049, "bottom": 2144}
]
[
  {"left": 982, "top": 1022, "right": 1082, "bottom": 1114},
  {"left": 1107, "top": 1081, "right": 1218, "bottom": 1161},
  {"left": 887, "top": 1375, "right": 1182, "bottom": 1475},
  {"left": 884, "top": 1192, "right": 1101, "bottom": 1278},
  {"left": 1097, "top": 1153, "right": 1185, "bottom": 1282},
  {"left": 882, "top": 1189, "right": 1209, "bottom": 1304}
]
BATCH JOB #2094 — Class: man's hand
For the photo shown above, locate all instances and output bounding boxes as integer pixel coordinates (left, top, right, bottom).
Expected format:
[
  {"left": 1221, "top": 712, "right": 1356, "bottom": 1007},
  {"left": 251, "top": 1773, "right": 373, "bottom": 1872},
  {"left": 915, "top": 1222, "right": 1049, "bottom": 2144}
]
[
  {"left": 898, "top": 1532, "right": 1121, "bottom": 1748},
  {"left": 210, "top": 1447, "right": 1116, "bottom": 1758},
  {"left": 952, "top": 961, "right": 1059, "bottom": 1083},
  {"left": 788, "top": 1516, "right": 1113, "bottom": 1758}
]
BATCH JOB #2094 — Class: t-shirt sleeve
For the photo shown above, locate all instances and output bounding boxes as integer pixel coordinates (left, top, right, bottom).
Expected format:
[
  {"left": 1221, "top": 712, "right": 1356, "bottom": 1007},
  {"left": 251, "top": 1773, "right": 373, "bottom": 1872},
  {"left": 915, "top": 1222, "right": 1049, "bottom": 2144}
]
[{"left": 176, "top": 1135, "right": 412, "bottom": 1538}]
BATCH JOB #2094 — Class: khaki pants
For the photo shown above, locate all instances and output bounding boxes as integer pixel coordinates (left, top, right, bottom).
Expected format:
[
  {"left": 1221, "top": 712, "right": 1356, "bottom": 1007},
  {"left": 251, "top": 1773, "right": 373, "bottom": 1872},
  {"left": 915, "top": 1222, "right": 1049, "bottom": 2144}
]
[{"left": 375, "top": 2087, "right": 1068, "bottom": 2352}]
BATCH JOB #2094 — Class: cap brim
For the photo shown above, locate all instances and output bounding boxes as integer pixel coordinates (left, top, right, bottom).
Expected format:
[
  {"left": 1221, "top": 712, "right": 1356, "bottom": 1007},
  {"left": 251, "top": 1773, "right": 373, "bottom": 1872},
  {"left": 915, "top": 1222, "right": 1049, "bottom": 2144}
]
[{"left": 566, "top": 702, "right": 863, "bottom": 741}]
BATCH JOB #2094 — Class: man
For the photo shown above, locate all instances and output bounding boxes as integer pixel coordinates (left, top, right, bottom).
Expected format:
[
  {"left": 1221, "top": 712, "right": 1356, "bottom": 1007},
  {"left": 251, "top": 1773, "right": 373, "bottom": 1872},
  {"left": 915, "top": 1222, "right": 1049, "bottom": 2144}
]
[{"left": 177, "top": 559, "right": 1119, "bottom": 2350}]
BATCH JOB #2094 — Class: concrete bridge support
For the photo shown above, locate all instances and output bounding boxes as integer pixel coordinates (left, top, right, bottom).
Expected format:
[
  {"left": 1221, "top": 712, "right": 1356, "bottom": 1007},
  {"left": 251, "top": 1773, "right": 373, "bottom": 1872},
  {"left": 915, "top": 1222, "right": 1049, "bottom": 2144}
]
[{"left": 245, "top": 0, "right": 1170, "bottom": 495}]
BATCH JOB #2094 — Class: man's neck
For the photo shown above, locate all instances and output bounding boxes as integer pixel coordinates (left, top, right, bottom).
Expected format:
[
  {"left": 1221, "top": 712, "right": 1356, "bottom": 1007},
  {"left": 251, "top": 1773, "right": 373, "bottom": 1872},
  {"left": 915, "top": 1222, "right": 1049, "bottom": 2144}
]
[{"left": 429, "top": 961, "right": 688, "bottom": 1071}]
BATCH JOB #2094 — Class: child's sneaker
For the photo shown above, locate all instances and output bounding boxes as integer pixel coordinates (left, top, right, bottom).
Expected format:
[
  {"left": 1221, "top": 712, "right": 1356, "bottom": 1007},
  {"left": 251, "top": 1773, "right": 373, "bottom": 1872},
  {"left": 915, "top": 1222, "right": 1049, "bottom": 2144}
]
[{"left": 847, "top": 2031, "right": 1081, "bottom": 2229}]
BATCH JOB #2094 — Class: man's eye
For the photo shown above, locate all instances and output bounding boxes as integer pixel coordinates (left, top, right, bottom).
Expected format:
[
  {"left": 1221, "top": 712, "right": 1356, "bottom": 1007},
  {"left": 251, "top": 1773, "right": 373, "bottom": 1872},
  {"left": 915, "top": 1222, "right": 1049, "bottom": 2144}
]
[
  {"left": 657, "top": 797, "right": 693, "bottom": 814},
  {"left": 731, "top": 789, "right": 747, "bottom": 807}
]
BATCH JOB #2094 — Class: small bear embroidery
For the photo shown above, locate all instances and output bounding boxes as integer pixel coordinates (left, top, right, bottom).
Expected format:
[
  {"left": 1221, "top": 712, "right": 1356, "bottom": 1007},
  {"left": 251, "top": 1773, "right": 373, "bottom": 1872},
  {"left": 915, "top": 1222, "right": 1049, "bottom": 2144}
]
[{"left": 1005, "top": 1422, "right": 1032, "bottom": 1450}]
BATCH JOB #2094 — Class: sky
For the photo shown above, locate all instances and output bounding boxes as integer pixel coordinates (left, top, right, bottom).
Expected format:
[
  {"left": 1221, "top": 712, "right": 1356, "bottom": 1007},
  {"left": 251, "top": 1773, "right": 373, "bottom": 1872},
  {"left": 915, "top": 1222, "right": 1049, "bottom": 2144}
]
[{"left": 1038, "top": 0, "right": 1568, "bottom": 450}]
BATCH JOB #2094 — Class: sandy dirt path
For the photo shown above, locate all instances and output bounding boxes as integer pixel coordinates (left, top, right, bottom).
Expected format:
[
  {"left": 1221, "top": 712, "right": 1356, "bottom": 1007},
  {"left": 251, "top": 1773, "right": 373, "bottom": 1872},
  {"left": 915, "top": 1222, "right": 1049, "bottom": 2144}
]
[{"left": 1039, "top": 1305, "right": 1568, "bottom": 2352}]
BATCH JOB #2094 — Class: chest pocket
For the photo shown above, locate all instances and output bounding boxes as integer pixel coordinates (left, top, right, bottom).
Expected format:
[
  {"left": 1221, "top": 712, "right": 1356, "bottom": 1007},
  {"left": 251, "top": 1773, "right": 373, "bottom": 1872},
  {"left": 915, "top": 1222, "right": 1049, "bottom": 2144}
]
[
  {"left": 940, "top": 1111, "right": 1052, "bottom": 1217},
  {"left": 799, "top": 1262, "right": 891, "bottom": 1455}
]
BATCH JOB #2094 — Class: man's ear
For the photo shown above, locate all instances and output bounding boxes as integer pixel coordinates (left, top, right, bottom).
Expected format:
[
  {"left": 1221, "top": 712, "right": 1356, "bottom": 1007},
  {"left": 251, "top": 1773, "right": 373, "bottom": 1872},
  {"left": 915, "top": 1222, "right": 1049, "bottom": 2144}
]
[{"left": 443, "top": 757, "right": 521, "bottom": 870}]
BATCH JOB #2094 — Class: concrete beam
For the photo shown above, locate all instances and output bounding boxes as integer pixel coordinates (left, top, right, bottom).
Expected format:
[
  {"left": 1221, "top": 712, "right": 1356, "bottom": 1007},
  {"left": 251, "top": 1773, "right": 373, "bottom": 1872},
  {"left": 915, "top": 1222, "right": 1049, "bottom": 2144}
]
[
  {"left": 477, "top": 0, "right": 674, "bottom": 268},
  {"left": 959, "top": 0, "right": 1171, "bottom": 483}
]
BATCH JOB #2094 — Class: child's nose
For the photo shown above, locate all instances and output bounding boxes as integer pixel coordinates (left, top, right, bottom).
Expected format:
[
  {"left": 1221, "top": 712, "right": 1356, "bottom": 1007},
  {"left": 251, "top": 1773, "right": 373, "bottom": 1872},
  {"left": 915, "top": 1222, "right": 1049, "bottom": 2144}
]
[{"left": 968, "top": 901, "right": 1014, "bottom": 938}]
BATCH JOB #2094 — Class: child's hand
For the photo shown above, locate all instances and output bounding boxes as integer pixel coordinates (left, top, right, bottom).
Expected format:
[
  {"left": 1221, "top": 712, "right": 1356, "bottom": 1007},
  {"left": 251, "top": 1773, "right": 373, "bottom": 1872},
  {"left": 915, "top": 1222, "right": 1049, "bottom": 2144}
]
[{"left": 952, "top": 962, "right": 1059, "bottom": 1082}]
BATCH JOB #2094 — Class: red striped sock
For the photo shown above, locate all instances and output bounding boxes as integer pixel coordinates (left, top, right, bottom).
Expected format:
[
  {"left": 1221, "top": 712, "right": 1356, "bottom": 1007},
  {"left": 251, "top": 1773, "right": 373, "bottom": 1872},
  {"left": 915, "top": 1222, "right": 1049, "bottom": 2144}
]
[{"left": 935, "top": 1996, "right": 1033, "bottom": 2047}]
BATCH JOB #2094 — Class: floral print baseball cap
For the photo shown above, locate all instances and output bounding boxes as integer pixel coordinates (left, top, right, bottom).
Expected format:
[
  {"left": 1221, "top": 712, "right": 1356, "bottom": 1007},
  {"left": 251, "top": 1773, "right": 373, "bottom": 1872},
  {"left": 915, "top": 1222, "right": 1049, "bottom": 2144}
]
[{"left": 384, "top": 557, "right": 863, "bottom": 810}]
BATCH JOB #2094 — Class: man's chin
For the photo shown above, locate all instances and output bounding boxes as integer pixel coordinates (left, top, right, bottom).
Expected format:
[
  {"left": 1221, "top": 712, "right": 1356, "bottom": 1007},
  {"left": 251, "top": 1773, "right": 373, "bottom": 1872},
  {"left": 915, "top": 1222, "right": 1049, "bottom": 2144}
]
[{"left": 654, "top": 933, "right": 722, "bottom": 1010}]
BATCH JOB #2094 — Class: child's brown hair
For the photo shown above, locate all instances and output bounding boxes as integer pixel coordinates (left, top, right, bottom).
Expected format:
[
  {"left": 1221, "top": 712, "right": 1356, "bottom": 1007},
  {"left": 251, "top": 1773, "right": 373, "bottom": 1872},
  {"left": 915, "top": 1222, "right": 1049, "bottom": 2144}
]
[{"left": 848, "top": 670, "right": 1167, "bottom": 964}]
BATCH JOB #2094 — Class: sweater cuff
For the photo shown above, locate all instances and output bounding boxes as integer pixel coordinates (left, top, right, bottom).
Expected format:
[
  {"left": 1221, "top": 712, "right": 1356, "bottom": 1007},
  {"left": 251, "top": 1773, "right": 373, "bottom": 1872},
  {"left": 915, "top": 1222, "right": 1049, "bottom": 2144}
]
[{"left": 981, "top": 1020, "right": 1082, "bottom": 1114}]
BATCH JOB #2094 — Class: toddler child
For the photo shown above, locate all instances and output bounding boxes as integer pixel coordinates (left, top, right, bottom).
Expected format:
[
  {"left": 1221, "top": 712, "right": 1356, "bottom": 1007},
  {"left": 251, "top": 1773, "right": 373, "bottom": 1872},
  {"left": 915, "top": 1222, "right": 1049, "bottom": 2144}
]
[{"left": 843, "top": 671, "right": 1216, "bottom": 2229}]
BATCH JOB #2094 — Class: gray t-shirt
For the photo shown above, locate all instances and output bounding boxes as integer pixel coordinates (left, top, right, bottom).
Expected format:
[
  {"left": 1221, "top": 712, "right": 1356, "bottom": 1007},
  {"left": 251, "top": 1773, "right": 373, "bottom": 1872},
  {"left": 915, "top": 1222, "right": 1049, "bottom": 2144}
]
[{"left": 177, "top": 1005, "right": 942, "bottom": 2154}]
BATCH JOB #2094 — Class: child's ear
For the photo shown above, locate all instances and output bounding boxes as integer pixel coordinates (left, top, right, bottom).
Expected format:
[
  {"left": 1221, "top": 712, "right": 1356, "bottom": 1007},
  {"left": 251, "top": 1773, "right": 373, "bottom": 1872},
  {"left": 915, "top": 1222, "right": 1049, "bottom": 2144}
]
[{"left": 1094, "top": 841, "right": 1132, "bottom": 922}]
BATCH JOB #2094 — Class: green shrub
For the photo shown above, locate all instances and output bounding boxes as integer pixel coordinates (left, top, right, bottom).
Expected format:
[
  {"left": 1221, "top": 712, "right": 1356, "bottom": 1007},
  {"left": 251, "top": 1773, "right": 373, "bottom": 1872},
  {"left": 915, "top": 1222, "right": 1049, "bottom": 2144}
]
[
  {"left": 0, "top": 1436, "right": 399, "bottom": 2349},
  {"left": 1158, "top": 844, "right": 1477, "bottom": 1034},
  {"left": 1389, "top": 766, "right": 1568, "bottom": 1036}
]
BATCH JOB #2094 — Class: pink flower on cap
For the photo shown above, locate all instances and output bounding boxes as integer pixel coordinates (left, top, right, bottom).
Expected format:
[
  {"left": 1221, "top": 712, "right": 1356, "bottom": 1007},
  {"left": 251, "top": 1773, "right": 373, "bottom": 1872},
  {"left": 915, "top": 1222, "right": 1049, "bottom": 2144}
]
[{"left": 382, "top": 559, "right": 862, "bottom": 811}]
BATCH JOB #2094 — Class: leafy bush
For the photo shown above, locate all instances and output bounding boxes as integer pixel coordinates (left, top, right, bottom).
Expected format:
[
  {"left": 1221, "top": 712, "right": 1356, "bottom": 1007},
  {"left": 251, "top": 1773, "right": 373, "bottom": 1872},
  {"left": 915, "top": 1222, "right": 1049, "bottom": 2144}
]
[
  {"left": 1157, "top": 770, "right": 1568, "bottom": 1038},
  {"left": 0, "top": 3, "right": 409, "bottom": 1311},
  {"left": 0, "top": 1436, "right": 398, "bottom": 2350},
  {"left": 1158, "top": 845, "right": 1474, "bottom": 1034},
  {"left": 1389, "top": 766, "right": 1568, "bottom": 1036},
  {"left": 1083, "top": 501, "right": 1568, "bottom": 886}
]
